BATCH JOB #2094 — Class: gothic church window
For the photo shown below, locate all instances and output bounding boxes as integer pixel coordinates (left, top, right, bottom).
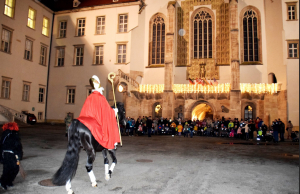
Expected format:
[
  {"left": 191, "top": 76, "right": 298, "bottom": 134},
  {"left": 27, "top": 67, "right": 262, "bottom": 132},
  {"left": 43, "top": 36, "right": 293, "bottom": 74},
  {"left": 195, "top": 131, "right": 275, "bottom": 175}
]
[
  {"left": 193, "top": 10, "right": 213, "bottom": 59},
  {"left": 241, "top": 7, "right": 261, "bottom": 63},
  {"left": 150, "top": 15, "right": 165, "bottom": 65}
]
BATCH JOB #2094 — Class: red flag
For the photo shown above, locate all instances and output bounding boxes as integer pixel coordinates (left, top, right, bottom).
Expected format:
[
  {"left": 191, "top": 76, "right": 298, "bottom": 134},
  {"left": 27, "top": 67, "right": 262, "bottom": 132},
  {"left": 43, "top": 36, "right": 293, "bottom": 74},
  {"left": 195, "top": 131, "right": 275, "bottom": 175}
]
[{"left": 210, "top": 81, "right": 213, "bottom": 85}]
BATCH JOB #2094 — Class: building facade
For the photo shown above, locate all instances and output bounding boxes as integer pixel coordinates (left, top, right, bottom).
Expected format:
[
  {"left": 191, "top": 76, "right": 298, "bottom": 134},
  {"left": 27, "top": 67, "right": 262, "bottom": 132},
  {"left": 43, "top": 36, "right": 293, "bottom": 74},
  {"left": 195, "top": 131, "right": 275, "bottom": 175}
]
[
  {"left": 0, "top": 0, "right": 53, "bottom": 123},
  {"left": 0, "top": 0, "right": 298, "bottom": 131}
]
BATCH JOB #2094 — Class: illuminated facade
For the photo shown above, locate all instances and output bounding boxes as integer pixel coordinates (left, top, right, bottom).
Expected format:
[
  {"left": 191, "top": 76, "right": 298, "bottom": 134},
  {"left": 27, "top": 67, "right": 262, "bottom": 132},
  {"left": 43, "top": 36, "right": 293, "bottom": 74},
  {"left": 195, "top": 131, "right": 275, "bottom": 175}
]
[{"left": 0, "top": 0, "right": 298, "bottom": 131}]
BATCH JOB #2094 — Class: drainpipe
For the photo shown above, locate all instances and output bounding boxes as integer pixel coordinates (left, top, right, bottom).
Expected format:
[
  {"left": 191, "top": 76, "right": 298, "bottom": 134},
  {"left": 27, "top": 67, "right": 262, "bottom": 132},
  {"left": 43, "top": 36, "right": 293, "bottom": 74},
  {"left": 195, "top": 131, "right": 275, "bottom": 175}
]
[{"left": 45, "top": 12, "right": 55, "bottom": 123}]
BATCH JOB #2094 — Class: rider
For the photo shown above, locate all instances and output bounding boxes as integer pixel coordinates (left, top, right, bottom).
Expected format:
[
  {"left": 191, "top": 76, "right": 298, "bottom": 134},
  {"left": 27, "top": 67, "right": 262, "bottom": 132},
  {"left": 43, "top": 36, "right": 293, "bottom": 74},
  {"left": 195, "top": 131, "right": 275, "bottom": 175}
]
[{"left": 77, "top": 75, "right": 120, "bottom": 150}]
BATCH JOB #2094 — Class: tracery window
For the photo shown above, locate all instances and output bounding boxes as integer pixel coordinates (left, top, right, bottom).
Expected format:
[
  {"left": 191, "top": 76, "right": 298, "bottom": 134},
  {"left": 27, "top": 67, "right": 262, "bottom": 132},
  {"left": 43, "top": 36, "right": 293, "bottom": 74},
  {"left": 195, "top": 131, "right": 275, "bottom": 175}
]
[
  {"left": 193, "top": 11, "right": 213, "bottom": 59},
  {"left": 150, "top": 16, "right": 165, "bottom": 65},
  {"left": 242, "top": 9, "right": 260, "bottom": 62}
]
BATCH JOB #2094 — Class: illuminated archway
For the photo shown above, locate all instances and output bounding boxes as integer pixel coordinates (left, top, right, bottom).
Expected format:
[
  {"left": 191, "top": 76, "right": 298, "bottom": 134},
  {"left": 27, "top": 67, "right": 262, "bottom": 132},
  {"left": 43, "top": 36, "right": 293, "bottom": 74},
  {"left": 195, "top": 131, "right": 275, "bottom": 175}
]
[{"left": 192, "top": 104, "right": 213, "bottom": 121}]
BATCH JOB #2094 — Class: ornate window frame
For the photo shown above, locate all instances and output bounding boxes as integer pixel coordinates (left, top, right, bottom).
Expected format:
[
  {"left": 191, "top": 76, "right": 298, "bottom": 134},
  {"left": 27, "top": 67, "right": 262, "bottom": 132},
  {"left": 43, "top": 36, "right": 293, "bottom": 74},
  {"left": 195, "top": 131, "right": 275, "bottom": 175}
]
[
  {"left": 148, "top": 13, "right": 167, "bottom": 68},
  {"left": 240, "top": 6, "right": 262, "bottom": 65},
  {"left": 190, "top": 7, "right": 215, "bottom": 60}
]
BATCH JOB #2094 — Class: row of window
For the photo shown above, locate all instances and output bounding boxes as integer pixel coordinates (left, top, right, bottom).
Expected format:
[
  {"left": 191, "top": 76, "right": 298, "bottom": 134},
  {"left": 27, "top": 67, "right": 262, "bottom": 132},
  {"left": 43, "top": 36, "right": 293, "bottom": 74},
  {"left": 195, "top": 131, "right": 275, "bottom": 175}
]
[
  {"left": 55, "top": 44, "right": 126, "bottom": 66},
  {"left": 4, "top": 0, "right": 50, "bottom": 36},
  {"left": 57, "top": 14, "right": 128, "bottom": 38},
  {"left": 1, "top": 77, "right": 45, "bottom": 103},
  {"left": 1, "top": 26, "right": 48, "bottom": 64}
]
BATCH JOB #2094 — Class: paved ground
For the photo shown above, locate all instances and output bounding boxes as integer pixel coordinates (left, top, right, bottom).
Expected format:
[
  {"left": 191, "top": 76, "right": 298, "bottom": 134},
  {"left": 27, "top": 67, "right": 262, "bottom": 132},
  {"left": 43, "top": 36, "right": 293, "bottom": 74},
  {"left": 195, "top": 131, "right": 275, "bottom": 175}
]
[{"left": 0, "top": 123, "right": 299, "bottom": 194}]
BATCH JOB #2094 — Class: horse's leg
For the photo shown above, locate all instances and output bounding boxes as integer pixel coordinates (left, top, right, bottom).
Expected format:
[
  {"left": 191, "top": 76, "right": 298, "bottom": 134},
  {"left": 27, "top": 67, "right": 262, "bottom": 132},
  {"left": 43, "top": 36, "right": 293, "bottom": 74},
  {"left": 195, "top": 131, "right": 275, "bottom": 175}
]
[
  {"left": 85, "top": 148, "right": 97, "bottom": 187},
  {"left": 108, "top": 149, "right": 117, "bottom": 178},
  {"left": 80, "top": 130, "right": 97, "bottom": 187},
  {"left": 65, "top": 179, "right": 74, "bottom": 194},
  {"left": 102, "top": 149, "right": 110, "bottom": 181}
]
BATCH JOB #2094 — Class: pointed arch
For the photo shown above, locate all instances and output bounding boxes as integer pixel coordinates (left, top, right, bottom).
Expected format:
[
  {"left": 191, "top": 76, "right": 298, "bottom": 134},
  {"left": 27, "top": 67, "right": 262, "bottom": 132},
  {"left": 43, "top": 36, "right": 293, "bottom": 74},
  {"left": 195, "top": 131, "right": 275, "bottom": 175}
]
[
  {"left": 149, "top": 13, "right": 167, "bottom": 66},
  {"left": 240, "top": 6, "right": 262, "bottom": 64}
]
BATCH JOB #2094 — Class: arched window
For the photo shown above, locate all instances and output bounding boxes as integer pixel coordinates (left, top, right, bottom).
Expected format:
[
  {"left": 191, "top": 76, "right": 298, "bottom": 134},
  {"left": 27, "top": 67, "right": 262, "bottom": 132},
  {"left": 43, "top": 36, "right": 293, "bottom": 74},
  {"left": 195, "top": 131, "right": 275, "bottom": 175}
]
[
  {"left": 241, "top": 7, "right": 261, "bottom": 63},
  {"left": 150, "top": 15, "right": 165, "bottom": 65},
  {"left": 244, "top": 106, "right": 253, "bottom": 121},
  {"left": 193, "top": 10, "right": 213, "bottom": 59}
]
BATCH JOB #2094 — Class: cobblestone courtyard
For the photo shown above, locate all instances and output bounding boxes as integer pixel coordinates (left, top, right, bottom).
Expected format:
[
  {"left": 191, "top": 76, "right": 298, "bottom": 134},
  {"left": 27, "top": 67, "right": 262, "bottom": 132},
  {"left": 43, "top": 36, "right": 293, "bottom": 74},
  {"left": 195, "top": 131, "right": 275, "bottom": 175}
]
[{"left": 0, "top": 124, "right": 299, "bottom": 194}]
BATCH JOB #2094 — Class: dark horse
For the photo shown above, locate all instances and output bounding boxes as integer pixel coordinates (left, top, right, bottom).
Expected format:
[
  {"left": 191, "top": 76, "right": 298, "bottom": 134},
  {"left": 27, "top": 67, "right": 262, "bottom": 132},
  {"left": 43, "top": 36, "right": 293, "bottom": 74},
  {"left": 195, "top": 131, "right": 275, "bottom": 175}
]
[{"left": 52, "top": 102, "right": 126, "bottom": 194}]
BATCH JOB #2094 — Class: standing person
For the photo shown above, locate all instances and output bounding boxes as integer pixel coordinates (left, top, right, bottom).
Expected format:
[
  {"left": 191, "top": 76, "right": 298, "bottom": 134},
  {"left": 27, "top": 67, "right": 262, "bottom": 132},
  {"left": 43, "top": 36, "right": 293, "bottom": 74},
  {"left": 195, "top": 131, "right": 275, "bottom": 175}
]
[
  {"left": 146, "top": 116, "right": 153, "bottom": 137},
  {"left": 279, "top": 119, "right": 285, "bottom": 142},
  {"left": 261, "top": 122, "right": 268, "bottom": 137},
  {"left": 183, "top": 123, "right": 189, "bottom": 137},
  {"left": 244, "top": 121, "right": 249, "bottom": 140},
  {"left": 177, "top": 122, "right": 183, "bottom": 137},
  {"left": 287, "top": 120, "right": 294, "bottom": 140},
  {"left": 64, "top": 112, "right": 72, "bottom": 137},
  {"left": 272, "top": 120, "right": 279, "bottom": 143},
  {"left": 170, "top": 121, "right": 176, "bottom": 137},
  {"left": 153, "top": 118, "right": 158, "bottom": 135},
  {"left": 189, "top": 123, "right": 194, "bottom": 138},
  {"left": 0, "top": 122, "right": 23, "bottom": 190}
]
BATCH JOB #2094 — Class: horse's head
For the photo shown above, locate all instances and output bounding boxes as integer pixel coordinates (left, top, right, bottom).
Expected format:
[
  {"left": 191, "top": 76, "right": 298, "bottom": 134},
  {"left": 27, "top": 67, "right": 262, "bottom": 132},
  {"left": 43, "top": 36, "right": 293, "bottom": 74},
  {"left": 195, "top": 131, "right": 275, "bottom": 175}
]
[{"left": 112, "top": 102, "right": 126, "bottom": 126}]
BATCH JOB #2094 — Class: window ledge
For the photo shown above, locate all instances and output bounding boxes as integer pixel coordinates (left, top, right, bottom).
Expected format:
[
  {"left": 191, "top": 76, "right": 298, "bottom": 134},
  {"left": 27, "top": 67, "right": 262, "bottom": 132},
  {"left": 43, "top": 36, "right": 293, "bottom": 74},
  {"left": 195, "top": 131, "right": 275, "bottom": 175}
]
[
  {"left": 0, "top": 50, "right": 11, "bottom": 55},
  {"left": 94, "top": 33, "right": 106, "bottom": 35},
  {"left": 72, "top": 65, "right": 84, "bottom": 66},
  {"left": 22, "top": 100, "right": 30, "bottom": 102},
  {"left": 24, "top": 58, "right": 33, "bottom": 62},
  {"left": 146, "top": 65, "right": 165, "bottom": 68},
  {"left": 26, "top": 26, "right": 35, "bottom": 31},
  {"left": 39, "top": 63, "right": 47, "bottom": 67},
  {"left": 54, "top": 65, "right": 64, "bottom": 67},
  {"left": 92, "top": 64, "right": 104, "bottom": 66},
  {"left": 3, "top": 14, "right": 14, "bottom": 20},
  {"left": 287, "top": 57, "right": 299, "bottom": 59},
  {"left": 56, "top": 37, "right": 66, "bottom": 39},
  {"left": 115, "top": 62, "right": 129, "bottom": 65},
  {"left": 286, "top": 19, "right": 298, "bottom": 21},
  {"left": 0, "top": 97, "right": 10, "bottom": 100},
  {"left": 74, "top": 35, "right": 86, "bottom": 37},
  {"left": 42, "top": 34, "right": 49, "bottom": 38},
  {"left": 117, "top": 31, "right": 128, "bottom": 34},
  {"left": 240, "top": 62, "right": 263, "bottom": 65},
  {"left": 38, "top": 102, "right": 45, "bottom": 104}
]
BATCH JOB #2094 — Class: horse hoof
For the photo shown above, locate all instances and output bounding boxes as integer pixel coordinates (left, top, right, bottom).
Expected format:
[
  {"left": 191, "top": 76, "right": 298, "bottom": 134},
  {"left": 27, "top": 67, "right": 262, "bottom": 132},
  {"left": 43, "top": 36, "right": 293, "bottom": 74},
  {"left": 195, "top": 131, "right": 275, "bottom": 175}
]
[
  {"left": 92, "top": 182, "right": 97, "bottom": 187},
  {"left": 68, "top": 190, "right": 74, "bottom": 194},
  {"left": 105, "top": 174, "right": 110, "bottom": 181}
]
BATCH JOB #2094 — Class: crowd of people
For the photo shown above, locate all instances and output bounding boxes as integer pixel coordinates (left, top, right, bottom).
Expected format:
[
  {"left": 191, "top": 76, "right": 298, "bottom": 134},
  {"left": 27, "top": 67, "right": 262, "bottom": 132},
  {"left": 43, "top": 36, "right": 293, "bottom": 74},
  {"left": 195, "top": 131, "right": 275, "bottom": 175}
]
[{"left": 121, "top": 116, "right": 295, "bottom": 142}]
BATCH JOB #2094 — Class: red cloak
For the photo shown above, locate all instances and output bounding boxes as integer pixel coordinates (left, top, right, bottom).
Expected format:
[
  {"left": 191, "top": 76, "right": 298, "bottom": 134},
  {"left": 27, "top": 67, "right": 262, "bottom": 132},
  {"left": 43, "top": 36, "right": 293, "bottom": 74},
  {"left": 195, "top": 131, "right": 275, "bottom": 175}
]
[{"left": 77, "top": 91, "right": 120, "bottom": 149}]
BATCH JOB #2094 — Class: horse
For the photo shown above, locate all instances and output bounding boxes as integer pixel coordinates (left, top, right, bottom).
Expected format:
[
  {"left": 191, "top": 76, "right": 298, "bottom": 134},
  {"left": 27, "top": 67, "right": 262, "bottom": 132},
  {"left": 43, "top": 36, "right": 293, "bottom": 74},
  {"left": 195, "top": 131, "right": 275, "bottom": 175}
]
[{"left": 52, "top": 102, "right": 126, "bottom": 194}]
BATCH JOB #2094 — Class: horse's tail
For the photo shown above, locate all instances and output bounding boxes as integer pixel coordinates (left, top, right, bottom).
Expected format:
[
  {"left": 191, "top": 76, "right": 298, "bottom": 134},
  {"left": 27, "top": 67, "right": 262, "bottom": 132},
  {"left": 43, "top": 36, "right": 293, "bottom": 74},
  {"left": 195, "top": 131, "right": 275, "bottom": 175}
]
[{"left": 52, "top": 119, "right": 81, "bottom": 186}]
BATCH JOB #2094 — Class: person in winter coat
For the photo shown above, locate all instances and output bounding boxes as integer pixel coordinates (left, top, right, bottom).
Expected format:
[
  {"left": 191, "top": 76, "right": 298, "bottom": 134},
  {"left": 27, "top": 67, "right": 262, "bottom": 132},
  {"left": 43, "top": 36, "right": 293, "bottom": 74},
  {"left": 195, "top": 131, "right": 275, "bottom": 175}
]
[
  {"left": 278, "top": 119, "right": 285, "bottom": 142},
  {"left": 261, "top": 122, "right": 268, "bottom": 137},
  {"left": 0, "top": 122, "right": 23, "bottom": 190},
  {"left": 177, "top": 123, "right": 183, "bottom": 136},
  {"left": 170, "top": 122, "right": 176, "bottom": 137},
  {"left": 64, "top": 112, "right": 72, "bottom": 137},
  {"left": 272, "top": 120, "right": 279, "bottom": 143},
  {"left": 183, "top": 123, "right": 189, "bottom": 137},
  {"left": 244, "top": 122, "right": 249, "bottom": 140},
  {"left": 287, "top": 120, "right": 293, "bottom": 140}
]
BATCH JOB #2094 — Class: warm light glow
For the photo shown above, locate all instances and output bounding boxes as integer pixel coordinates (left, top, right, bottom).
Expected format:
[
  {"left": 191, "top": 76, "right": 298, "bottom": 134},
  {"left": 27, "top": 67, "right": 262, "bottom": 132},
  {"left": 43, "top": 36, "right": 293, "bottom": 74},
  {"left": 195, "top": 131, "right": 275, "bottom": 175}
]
[
  {"left": 42, "top": 17, "right": 49, "bottom": 36},
  {"left": 192, "top": 104, "right": 212, "bottom": 121},
  {"left": 139, "top": 83, "right": 277, "bottom": 94},
  {"left": 155, "top": 105, "right": 162, "bottom": 114},
  {"left": 118, "top": 85, "right": 124, "bottom": 92},
  {"left": 4, "top": 0, "right": 14, "bottom": 18},
  {"left": 27, "top": 8, "right": 36, "bottom": 29}
]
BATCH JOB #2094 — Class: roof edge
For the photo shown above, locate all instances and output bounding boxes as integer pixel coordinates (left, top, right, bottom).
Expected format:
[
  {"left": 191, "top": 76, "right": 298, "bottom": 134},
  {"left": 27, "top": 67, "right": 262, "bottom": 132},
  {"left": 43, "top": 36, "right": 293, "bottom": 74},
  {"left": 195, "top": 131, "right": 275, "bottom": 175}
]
[{"left": 55, "top": 1, "right": 140, "bottom": 14}]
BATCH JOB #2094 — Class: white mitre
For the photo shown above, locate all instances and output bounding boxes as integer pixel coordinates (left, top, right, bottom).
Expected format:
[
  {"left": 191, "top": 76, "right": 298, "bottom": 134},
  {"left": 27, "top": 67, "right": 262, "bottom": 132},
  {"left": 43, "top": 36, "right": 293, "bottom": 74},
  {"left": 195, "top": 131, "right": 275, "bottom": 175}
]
[{"left": 91, "top": 75, "right": 104, "bottom": 95}]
